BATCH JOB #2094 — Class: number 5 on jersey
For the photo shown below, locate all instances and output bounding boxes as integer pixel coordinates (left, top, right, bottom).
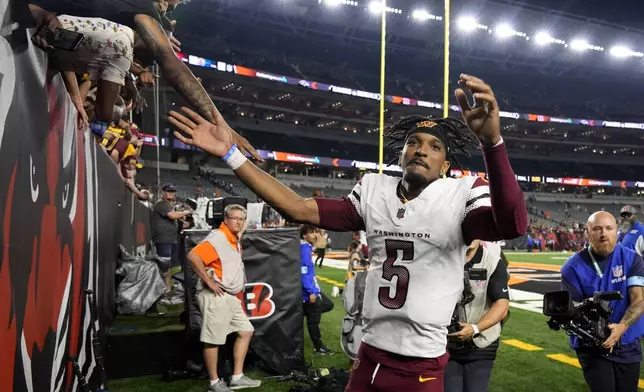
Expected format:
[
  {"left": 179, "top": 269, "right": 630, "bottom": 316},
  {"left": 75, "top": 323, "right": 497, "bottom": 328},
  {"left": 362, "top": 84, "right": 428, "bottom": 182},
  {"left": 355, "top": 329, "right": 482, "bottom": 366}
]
[{"left": 378, "top": 239, "right": 414, "bottom": 310}]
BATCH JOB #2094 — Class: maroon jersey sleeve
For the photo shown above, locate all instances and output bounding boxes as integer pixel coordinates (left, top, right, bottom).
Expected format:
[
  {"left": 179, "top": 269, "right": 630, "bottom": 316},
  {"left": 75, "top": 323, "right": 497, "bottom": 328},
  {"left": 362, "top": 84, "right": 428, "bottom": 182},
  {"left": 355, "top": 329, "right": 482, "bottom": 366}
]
[
  {"left": 314, "top": 181, "right": 366, "bottom": 232},
  {"left": 461, "top": 141, "right": 528, "bottom": 244}
]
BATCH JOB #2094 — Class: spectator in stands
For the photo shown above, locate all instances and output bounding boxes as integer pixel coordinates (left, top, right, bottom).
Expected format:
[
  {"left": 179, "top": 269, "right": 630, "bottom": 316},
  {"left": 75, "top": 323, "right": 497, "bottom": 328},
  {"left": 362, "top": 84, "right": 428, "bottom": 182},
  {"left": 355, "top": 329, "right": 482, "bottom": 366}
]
[
  {"left": 29, "top": 5, "right": 136, "bottom": 135},
  {"left": 620, "top": 206, "right": 644, "bottom": 256},
  {"left": 314, "top": 229, "right": 328, "bottom": 268},
  {"left": 187, "top": 205, "right": 262, "bottom": 391},
  {"left": 300, "top": 225, "right": 335, "bottom": 355},
  {"left": 118, "top": 157, "right": 149, "bottom": 201},
  {"left": 151, "top": 184, "right": 191, "bottom": 291},
  {"left": 101, "top": 119, "right": 136, "bottom": 162},
  {"left": 30, "top": 0, "right": 261, "bottom": 160}
]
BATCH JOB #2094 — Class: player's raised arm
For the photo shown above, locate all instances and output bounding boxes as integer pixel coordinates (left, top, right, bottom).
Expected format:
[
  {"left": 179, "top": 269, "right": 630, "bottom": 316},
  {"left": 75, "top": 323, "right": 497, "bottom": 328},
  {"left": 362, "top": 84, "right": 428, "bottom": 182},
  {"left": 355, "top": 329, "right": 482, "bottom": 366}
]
[
  {"left": 454, "top": 74, "right": 528, "bottom": 243},
  {"left": 169, "top": 107, "right": 365, "bottom": 232}
]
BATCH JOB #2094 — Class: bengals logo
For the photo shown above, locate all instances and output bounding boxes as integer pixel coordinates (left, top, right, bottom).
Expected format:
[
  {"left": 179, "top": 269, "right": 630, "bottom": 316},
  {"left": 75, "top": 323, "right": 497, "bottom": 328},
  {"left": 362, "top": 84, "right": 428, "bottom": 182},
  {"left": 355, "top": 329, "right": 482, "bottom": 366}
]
[{"left": 236, "top": 283, "right": 276, "bottom": 320}]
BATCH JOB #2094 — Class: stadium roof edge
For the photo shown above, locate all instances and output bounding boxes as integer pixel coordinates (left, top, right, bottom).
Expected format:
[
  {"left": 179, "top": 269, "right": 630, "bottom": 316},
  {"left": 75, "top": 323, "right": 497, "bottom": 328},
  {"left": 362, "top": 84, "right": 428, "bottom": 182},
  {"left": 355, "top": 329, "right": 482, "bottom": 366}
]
[{"left": 487, "top": 0, "right": 644, "bottom": 35}]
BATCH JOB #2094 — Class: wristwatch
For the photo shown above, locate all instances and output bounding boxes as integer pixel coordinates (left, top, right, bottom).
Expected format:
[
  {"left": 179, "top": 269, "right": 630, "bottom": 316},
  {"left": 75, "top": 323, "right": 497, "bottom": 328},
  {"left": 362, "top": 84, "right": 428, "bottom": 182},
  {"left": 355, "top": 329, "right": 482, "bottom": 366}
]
[{"left": 472, "top": 324, "right": 481, "bottom": 338}]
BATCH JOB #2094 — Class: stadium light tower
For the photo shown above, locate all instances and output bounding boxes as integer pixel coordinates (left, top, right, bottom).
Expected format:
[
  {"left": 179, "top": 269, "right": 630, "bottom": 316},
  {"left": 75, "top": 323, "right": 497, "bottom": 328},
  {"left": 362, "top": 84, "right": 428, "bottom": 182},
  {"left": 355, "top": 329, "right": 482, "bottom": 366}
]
[
  {"left": 494, "top": 23, "right": 528, "bottom": 40},
  {"left": 534, "top": 31, "right": 566, "bottom": 46},
  {"left": 368, "top": 1, "right": 401, "bottom": 14},
  {"left": 535, "top": 32, "right": 553, "bottom": 45},
  {"left": 570, "top": 39, "right": 603, "bottom": 52},
  {"left": 570, "top": 39, "right": 588, "bottom": 51},
  {"left": 495, "top": 23, "right": 515, "bottom": 38},
  {"left": 321, "top": 0, "right": 358, "bottom": 6},
  {"left": 369, "top": 1, "right": 383, "bottom": 13},
  {"left": 411, "top": 9, "right": 441, "bottom": 21},
  {"left": 457, "top": 16, "right": 477, "bottom": 32},
  {"left": 610, "top": 46, "right": 644, "bottom": 58},
  {"left": 323, "top": 0, "right": 342, "bottom": 6}
]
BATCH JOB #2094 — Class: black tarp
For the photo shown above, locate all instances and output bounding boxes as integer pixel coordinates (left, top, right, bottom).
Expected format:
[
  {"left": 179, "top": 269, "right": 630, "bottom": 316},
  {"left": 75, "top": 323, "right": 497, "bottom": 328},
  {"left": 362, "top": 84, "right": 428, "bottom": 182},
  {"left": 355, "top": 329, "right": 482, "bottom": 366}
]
[{"left": 183, "top": 228, "right": 305, "bottom": 375}]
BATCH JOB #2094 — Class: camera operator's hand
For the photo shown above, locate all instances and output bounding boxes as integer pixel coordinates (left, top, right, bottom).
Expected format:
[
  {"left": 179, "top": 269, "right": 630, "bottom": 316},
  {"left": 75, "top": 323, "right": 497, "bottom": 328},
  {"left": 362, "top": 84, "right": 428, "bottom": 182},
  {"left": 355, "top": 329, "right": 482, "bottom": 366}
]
[
  {"left": 602, "top": 322, "right": 627, "bottom": 350},
  {"left": 309, "top": 293, "right": 317, "bottom": 304},
  {"left": 448, "top": 323, "right": 475, "bottom": 341},
  {"left": 207, "top": 279, "right": 225, "bottom": 297}
]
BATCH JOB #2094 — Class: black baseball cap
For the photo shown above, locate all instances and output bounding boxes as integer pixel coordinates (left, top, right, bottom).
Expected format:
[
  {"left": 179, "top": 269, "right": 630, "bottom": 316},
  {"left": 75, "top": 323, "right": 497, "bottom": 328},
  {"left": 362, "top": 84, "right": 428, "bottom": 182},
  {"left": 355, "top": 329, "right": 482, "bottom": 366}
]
[
  {"left": 162, "top": 184, "right": 176, "bottom": 192},
  {"left": 621, "top": 205, "right": 636, "bottom": 216}
]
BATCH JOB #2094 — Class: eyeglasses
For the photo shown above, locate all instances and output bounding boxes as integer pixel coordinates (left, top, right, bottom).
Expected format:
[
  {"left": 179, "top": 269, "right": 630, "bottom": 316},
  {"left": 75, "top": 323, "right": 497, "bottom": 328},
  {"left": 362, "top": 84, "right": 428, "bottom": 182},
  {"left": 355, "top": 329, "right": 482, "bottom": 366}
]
[{"left": 226, "top": 217, "right": 246, "bottom": 222}]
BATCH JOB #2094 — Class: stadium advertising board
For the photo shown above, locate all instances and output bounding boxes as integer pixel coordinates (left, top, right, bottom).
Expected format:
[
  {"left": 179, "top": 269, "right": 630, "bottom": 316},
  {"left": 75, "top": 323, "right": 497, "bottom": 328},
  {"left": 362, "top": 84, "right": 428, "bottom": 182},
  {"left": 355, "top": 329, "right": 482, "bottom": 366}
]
[
  {"left": 177, "top": 52, "right": 644, "bottom": 131},
  {"left": 170, "top": 136, "right": 642, "bottom": 189},
  {"left": 260, "top": 150, "right": 641, "bottom": 188}
]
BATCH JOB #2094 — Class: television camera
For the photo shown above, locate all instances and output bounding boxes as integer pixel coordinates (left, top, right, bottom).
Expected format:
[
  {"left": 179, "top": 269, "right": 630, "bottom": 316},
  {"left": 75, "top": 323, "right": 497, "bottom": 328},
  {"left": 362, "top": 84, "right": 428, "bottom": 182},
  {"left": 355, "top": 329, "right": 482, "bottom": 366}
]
[{"left": 543, "top": 290, "right": 623, "bottom": 349}]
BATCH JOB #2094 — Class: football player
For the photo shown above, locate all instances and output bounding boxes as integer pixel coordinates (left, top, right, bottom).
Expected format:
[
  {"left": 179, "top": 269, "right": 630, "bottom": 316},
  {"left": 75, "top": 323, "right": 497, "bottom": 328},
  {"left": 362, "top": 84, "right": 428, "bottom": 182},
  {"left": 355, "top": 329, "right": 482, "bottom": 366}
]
[{"left": 168, "top": 74, "right": 528, "bottom": 392}]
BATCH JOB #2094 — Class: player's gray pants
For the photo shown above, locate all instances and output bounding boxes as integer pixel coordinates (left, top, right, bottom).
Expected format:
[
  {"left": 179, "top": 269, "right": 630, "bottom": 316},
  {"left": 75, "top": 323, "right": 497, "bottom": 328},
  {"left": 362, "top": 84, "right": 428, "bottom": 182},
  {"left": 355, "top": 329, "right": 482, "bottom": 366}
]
[{"left": 444, "top": 359, "right": 494, "bottom": 392}]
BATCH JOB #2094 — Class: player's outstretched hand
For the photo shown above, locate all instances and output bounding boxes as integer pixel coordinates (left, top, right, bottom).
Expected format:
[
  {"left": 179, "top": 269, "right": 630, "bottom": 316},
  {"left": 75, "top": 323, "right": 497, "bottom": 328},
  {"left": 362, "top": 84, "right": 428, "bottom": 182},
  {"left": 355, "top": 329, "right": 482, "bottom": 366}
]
[
  {"left": 170, "top": 107, "right": 233, "bottom": 158},
  {"left": 454, "top": 74, "right": 501, "bottom": 147},
  {"left": 169, "top": 107, "right": 263, "bottom": 162}
]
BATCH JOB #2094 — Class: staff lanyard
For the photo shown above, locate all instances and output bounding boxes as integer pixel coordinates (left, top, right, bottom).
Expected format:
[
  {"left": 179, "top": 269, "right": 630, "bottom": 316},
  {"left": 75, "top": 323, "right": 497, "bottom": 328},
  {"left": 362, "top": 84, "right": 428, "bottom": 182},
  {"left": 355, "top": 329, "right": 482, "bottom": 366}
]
[{"left": 587, "top": 247, "right": 603, "bottom": 279}]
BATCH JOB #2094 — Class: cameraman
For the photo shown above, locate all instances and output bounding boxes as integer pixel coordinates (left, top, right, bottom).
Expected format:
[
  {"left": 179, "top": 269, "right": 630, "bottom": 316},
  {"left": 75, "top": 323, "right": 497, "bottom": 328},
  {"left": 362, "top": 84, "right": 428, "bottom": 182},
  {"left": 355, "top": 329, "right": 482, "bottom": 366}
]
[
  {"left": 445, "top": 240, "right": 510, "bottom": 392},
  {"left": 561, "top": 211, "right": 644, "bottom": 392}
]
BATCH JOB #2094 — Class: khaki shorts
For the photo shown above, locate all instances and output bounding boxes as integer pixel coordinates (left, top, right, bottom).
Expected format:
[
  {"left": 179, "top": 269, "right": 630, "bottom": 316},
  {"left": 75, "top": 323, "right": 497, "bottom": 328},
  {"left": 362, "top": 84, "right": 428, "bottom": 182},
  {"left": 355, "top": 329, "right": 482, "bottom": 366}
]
[{"left": 197, "top": 290, "right": 254, "bottom": 345}]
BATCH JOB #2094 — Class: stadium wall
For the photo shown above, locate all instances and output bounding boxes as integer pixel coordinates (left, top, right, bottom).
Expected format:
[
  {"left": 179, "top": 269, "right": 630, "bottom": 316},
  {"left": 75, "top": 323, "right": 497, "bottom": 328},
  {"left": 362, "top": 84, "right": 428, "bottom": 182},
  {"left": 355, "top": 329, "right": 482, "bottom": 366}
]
[{"left": 0, "top": 8, "right": 150, "bottom": 391}]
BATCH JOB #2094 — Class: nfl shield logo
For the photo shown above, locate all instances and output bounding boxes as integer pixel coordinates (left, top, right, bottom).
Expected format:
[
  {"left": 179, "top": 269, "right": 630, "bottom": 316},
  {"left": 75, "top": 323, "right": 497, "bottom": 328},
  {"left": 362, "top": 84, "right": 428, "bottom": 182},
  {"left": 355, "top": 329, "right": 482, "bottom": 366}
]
[
  {"left": 397, "top": 208, "right": 406, "bottom": 219},
  {"left": 613, "top": 265, "right": 624, "bottom": 278}
]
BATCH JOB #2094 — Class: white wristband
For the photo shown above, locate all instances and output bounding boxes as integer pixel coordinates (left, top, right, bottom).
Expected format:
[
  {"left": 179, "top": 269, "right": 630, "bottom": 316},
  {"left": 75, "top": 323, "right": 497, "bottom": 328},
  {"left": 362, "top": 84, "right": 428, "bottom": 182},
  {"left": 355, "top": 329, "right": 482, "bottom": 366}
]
[
  {"left": 472, "top": 324, "right": 480, "bottom": 336},
  {"left": 221, "top": 144, "right": 247, "bottom": 171}
]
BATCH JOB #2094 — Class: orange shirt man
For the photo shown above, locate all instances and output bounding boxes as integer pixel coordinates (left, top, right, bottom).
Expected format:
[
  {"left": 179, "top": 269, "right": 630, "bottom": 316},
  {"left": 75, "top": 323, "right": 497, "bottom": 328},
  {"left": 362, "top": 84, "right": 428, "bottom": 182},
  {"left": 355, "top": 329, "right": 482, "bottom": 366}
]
[{"left": 187, "top": 205, "right": 261, "bottom": 391}]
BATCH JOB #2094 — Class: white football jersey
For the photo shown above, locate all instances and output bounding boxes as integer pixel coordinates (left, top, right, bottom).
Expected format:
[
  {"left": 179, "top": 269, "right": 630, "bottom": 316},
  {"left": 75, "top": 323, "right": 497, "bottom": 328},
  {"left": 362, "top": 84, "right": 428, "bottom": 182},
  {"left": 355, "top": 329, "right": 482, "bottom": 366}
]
[{"left": 347, "top": 173, "right": 490, "bottom": 358}]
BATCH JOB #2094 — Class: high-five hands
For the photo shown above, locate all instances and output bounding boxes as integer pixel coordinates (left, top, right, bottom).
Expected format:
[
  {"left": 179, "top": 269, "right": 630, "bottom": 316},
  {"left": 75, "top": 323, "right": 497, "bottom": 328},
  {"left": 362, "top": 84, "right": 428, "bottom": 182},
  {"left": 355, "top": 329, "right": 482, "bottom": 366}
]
[
  {"left": 454, "top": 74, "right": 502, "bottom": 147},
  {"left": 169, "top": 107, "right": 263, "bottom": 162}
]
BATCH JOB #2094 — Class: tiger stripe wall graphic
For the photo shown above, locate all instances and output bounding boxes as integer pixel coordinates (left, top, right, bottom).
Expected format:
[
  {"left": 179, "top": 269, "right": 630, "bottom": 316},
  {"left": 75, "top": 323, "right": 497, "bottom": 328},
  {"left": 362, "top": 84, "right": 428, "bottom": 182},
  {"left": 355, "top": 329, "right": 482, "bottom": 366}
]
[{"left": 0, "top": 3, "right": 150, "bottom": 391}]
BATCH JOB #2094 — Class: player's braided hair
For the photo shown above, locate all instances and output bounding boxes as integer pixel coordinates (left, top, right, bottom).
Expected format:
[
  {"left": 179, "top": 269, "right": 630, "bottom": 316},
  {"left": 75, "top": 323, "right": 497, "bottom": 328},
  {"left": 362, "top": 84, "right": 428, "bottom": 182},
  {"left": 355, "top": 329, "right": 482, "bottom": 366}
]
[{"left": 385, "top": 115, "right": 479, "bottom": 169}]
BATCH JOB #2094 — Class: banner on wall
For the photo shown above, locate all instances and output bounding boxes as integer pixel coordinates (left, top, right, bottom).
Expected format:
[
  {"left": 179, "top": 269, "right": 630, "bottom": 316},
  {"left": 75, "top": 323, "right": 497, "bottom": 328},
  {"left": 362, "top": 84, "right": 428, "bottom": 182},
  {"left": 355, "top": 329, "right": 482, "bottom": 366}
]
[{"left": 183, "top": 228, "right": 305, "bottom": 374}]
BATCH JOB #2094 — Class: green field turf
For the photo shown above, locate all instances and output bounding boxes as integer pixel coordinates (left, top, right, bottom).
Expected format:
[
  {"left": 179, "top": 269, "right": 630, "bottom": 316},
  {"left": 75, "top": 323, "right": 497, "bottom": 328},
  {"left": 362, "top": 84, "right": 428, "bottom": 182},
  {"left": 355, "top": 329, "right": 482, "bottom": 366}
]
[
  {"left": 110, "top": 256, "right": 644, "bottom": 391},
  {"left": 505, "top": 251, "right": 572, "bottom": 266}
]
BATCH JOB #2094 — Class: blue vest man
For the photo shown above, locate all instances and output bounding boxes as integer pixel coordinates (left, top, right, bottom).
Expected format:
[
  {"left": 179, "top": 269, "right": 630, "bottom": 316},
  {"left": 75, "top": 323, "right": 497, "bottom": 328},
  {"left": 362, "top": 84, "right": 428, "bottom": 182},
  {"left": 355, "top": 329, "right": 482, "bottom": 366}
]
[
  {"left": 620, "top": 206, "right": 644, "bottom": 256},
  {"left": 300, "top": 225, "right": 335, "bottom": 355},
  {"left": 561, "top": 211, "right": 644, "bottom": 392}
]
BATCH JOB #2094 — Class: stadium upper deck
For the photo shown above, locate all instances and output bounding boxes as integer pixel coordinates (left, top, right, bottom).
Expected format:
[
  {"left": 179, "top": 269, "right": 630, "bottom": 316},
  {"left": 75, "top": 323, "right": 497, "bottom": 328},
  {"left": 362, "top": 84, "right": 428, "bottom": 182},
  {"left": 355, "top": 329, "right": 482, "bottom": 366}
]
[
  {"left": 170, "top": 0, "right": 643, "bottom": 121},
  {"left": 149, "top": 68, "right": 643, "bottom": 181},
  {"left": 134, "top": 0, "right": 644, "bottom": 187}
]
